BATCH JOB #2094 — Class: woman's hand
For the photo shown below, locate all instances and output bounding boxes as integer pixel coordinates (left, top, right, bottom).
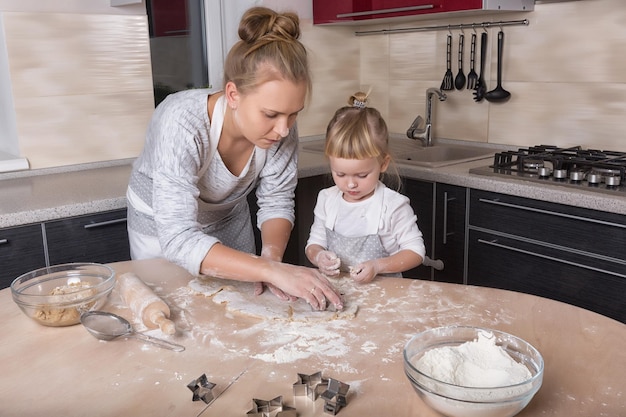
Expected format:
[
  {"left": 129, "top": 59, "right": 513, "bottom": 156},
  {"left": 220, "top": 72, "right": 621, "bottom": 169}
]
[
  {"left": 254, "top": 281, "right": 297, "bottom": 301},
  {"left": 268, "top": 262, "right": 344, "bottom": 311},
  {"left": 350, "top": 260, "right": 381, "bottom": 284},
  {"left": 314, "top": 250, "right": 341, "bottom": 276}
]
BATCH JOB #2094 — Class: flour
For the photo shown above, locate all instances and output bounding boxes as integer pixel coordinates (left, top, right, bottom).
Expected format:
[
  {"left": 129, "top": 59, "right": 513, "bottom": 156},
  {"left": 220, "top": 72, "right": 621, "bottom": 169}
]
[{"left": 413, "top": 330, "right": 531, "bottom": 388}]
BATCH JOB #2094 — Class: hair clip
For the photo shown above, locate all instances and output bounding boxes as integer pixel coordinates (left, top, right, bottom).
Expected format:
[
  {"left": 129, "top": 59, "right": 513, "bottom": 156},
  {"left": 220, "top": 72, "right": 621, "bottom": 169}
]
[{"left": 352, "top": 99, "right": 366, "bottom": 109}]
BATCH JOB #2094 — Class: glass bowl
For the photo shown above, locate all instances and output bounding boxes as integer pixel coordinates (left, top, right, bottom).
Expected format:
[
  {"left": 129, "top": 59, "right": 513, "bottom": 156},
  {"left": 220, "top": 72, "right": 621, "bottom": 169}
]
[
  {"left": 403, "top": 326, "right": 544, "bottom": 417},
  {"left": 11, "top": 263, "right": 115, "bottom": 327}
]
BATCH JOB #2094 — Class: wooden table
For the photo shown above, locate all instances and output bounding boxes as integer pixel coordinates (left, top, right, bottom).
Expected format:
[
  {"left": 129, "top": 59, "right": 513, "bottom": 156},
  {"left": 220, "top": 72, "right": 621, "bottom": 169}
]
[{"left": 1, "top": 259, "right": 624, "bottom": 416}]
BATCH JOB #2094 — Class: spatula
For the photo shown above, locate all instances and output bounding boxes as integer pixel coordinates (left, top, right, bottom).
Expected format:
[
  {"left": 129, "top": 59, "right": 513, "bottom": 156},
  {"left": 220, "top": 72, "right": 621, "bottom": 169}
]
[{"left": 440, "top": 34, "right": 454, "bottom": 91}]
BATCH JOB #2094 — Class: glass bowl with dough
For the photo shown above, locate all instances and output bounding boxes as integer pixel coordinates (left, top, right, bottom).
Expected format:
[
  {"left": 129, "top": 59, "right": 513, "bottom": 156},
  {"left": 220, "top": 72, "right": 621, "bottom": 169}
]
[
  {"left": 403, "top": 325, "right": 544, "bottom": 417},
  {"left": 11, "top": 263, "right": 115, "bottom": 327}
]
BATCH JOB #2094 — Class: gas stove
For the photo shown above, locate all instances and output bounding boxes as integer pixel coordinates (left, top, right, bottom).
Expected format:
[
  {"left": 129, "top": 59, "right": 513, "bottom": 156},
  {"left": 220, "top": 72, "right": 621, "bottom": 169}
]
[{"left": 469, "top": 145, "right": 626, "bottom": 195}]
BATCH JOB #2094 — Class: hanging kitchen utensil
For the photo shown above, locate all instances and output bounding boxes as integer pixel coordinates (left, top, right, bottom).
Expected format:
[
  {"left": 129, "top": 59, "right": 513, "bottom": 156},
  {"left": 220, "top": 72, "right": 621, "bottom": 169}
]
[
  {"left": 454, "top": 33, "right": 466, "bottom": 90},
  {"left": 484, "top": 29, "right": 511, "bottom": 102},
  {"left": 473, "top": 31, "right": 488, "bottom": 102},
  {"left": 466, "top": 32, "right": 478, "bottom": 89},
  {"left": 440, "top": 34, "right": 454, "bottom": 91}
]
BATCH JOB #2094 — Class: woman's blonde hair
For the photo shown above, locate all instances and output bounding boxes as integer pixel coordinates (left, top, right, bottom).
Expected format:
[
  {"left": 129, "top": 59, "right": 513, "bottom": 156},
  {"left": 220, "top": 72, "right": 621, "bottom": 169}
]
[
  {"left": 223, "top": 7, "right": 312, "bottom": 98},
  {"left": 325, "top": 91, "right": 401, "bottom": 190}
]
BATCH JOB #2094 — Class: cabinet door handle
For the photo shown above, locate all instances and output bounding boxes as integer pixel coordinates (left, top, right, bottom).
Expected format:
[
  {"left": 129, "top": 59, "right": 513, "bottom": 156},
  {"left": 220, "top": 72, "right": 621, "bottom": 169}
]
[
  {"left": 84, "top": 218, "right": 127, "bottom": 229},
  {"left": 477, "top": 238, "right": 626, "bottom": 279},
  {"left": 478, "top": 198, "right": 626, "bottom": 229},
  {"left": 442, "top": 192, "right": 456, "bottom": 244},
  {"left": 0, "top": 238, "right": 8, "bottom": 245},
  {"left": 337, "top": 4, "right": 434, "bottom": 18}
]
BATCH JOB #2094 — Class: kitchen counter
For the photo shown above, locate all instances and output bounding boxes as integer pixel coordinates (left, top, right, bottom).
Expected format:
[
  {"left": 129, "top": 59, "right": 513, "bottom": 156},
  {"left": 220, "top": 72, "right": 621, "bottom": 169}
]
[
  {"left": 1, "top": 258, "right": 624, "bottom": 416},
  {"left": 2, "top": 138, "right": 626, "bottom": 228}
]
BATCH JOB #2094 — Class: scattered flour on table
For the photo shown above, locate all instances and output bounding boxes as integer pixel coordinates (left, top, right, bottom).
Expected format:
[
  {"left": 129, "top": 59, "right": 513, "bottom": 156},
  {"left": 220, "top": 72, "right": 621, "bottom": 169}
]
[
  {"left": 172, "top": 275, "right": 379, "bottom": 370},
  {"left": 413, "top": 330, "right": 531, "bottom": 388}
]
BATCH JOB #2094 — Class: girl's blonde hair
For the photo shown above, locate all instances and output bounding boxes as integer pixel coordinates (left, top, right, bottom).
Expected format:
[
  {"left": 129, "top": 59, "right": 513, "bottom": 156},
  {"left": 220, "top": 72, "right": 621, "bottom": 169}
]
[
  {"left": 223, "top": 7, "right": 312, "bottom": 98},
  {"left": 325, "top": 91, "right": 401, "bottom": 189}
]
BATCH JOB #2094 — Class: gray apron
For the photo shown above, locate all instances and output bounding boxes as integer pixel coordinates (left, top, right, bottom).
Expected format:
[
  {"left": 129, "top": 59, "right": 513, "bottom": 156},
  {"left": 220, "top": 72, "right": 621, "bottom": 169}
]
[{"left": 325, "top": 187, "right": 401, "bottom": 278}]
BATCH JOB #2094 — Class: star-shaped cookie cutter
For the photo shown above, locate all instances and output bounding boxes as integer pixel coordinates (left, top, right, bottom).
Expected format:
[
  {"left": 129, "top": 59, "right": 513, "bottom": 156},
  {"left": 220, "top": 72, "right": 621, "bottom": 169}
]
[
  {"left": 186, "top": 373, "right": 216, "bottom": 404},
  {"left": 320, "top": 378, "right": 350, "bottom": 415},
  {"left": 246, "top": 396, "right": 296, "bottom": 417},
  {"left": 292, "top": 371, "right": 328, "bottom": 401}
]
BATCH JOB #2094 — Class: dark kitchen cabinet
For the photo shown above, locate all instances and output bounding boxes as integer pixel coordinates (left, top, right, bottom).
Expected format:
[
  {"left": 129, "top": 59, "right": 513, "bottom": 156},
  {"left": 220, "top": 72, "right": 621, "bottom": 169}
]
[
  {"left": 432, "top": 183, "right": 466, "bottom": 284},
  {"left": 0, "top": 224, "right": 47, "bottom": 289},
  {"left": 313, "top": 0, "right": 533, "bottom": 25},
  {"left": 294, "top": 174, "right": 335, "bottom": 267},
  {"left": 46, "top": 209, "right": 131, "bottom": 265},
  {"left": 467, "top": 189, "right": 626, "bottom": 323},
  {"left": 402, "top": 178, "right": 434, "bottom": 280}
]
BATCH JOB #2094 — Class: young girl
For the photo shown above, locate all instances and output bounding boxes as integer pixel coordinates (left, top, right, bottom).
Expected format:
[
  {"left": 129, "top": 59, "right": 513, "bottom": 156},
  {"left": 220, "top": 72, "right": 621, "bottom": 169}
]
[
  {"left": 305, "top": 92, "right": 426, "bottom": 283},
  {"left": 126, "top": 7, "right": 342, "bottom": 311}
]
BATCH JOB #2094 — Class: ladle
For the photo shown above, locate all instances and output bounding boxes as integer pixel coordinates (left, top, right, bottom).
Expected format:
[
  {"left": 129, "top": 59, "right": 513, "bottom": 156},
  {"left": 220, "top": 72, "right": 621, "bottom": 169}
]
[
  {"left": 484, "top": 30, "right": 511, "bottom": 103},
  {"left": 81, "top": 311, "right": 185, "bottom": 352}
]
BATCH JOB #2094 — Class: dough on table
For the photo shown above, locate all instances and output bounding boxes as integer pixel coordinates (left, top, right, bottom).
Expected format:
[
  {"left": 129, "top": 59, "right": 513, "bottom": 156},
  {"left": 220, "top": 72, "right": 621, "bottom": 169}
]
[{"left": 188, "top": 276, "right": 359, "bottom": 322}]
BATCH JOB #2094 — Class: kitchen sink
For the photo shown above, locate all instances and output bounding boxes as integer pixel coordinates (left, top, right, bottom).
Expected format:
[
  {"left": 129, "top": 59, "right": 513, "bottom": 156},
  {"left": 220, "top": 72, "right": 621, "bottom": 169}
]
[{"left": 301, "top": 139, "right": 494, "bottom": 168}]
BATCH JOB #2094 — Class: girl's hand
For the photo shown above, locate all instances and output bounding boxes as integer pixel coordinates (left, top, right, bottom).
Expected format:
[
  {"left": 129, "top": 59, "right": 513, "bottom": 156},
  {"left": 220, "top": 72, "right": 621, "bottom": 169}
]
[
  {"left": 350, "top": 260, "right": 381, "bottom": 284},
  {"left": 315, "top": 250, "right": 341, "bottom": 276}
]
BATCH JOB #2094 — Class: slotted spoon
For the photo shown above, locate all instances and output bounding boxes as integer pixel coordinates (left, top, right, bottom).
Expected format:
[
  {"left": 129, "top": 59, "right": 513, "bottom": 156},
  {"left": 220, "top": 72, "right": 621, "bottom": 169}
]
[
  {"left": 473, "top": 31, "right": 488, "bottom": 102},
  {"left": 440, "top": 34, "right": 454, "bottom": 91}
]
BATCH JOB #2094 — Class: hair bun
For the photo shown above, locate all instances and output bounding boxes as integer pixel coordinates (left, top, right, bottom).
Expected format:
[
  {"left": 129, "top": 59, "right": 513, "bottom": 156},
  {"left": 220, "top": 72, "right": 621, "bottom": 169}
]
[
  {"left": 349, "top": 91, "right": 370, "bottom": 109},
  {"left": 238, "top": 7, "right": 301, "bottom": 44}
]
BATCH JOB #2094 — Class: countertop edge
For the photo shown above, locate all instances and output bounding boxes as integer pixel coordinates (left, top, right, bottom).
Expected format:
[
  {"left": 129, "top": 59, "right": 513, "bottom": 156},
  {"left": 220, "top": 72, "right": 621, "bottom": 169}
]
[{"left": 2, "top": 139, "right": 626, "bottom": 228}]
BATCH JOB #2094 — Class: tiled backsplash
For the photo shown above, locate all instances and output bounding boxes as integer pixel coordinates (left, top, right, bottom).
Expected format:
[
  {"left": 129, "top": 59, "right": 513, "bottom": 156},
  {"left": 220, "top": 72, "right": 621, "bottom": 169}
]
[
  {"left": 298, "top": 0, "right": 626, "bottom": 152},
  {"left": 2, "top": 0, "right": 625, "bottom": 170}
]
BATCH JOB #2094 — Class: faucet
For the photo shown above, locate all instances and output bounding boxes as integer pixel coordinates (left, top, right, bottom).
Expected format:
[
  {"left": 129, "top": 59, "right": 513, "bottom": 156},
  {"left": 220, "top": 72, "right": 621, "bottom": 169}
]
[{"left": 406, "top": 87, "right": 447, "bottom": 147}]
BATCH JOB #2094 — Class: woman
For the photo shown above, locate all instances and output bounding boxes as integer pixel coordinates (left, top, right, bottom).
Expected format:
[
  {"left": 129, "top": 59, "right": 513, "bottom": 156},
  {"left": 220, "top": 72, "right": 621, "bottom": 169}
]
[{"left": 126, "top": 7, "right": 342, "bottom": 311}]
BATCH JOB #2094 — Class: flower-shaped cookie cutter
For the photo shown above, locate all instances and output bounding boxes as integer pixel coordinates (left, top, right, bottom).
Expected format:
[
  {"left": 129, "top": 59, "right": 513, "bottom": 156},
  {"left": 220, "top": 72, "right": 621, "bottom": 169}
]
[{"left": 186, "top": 373, "right": 216, "bottom": 404}]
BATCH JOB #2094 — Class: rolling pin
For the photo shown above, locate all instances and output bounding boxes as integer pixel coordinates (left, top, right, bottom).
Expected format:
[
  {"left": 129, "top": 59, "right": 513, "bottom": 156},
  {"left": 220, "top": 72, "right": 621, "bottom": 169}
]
[{"left": 117, "top": 272, "right": 176, "bottom": 335}]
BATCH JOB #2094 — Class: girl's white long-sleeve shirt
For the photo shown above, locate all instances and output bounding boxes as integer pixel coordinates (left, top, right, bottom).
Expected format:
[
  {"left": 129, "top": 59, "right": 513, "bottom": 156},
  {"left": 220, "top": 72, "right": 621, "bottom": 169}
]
[{"left": 306, "top": 182, "right": 426, "bottom": 258}]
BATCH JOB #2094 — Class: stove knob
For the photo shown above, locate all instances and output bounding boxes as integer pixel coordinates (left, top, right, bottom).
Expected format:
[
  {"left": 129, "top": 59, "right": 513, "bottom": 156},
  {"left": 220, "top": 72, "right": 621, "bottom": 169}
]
[
  {"left": 538, "top": 167, "right": 552, "bottom": 177},
  {"left": 605, "top": 175, "right": 621, "bottom": 187},
  {"left": 588, "top": 172, "right": 602, "bottom": 184},
  {"left": 569, "top": 170, "right": 586, "bottom": 182},
  {"left": 553, "top": 169, "right": 568, "bottom": 179}
]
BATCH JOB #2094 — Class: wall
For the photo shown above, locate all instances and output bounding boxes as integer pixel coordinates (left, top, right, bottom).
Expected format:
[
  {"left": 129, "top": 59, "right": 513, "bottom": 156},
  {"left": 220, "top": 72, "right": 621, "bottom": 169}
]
[
  {"left": 298, "top": 0, "right": 626, "bottom": 152},
  {"left": 2, "top": 0, "right": 625, "bottom": 170},
  {"left": 0, "top": 0, "right": 153, "bottom": 169}
]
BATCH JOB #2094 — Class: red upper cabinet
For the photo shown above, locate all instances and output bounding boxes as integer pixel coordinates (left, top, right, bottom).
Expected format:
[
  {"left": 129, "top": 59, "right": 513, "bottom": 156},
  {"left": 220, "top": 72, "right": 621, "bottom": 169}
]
[{"left": 313, "top": 0, "right": 534, "bottom": 25}]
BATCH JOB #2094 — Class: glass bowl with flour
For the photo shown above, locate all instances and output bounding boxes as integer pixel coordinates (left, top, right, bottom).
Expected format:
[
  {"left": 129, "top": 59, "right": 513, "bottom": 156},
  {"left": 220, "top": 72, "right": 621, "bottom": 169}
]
[{"left": 403, "top": 326, "right": 543, "bottom": 417}]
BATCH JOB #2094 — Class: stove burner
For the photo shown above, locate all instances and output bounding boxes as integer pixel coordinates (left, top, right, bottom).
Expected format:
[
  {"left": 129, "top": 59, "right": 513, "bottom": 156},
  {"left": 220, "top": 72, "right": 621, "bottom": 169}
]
[
  {"left": 471, "top": 144, "right": 626, "bottom": 195},
  {"left": 523, "top": 159, "right": 544, "bottom": 170}
]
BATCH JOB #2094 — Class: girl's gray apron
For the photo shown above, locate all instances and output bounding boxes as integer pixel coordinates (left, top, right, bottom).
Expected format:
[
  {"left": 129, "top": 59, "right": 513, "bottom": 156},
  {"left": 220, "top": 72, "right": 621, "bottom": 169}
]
[{"left": 325, "top": 187, "right": 401, "bottom": 277}]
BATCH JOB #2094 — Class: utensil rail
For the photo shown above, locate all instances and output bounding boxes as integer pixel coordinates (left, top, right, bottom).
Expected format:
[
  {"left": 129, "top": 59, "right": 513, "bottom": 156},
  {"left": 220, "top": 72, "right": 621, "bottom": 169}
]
[{"left": 354, "top": 19, "right": 529, "bottom": 36}]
